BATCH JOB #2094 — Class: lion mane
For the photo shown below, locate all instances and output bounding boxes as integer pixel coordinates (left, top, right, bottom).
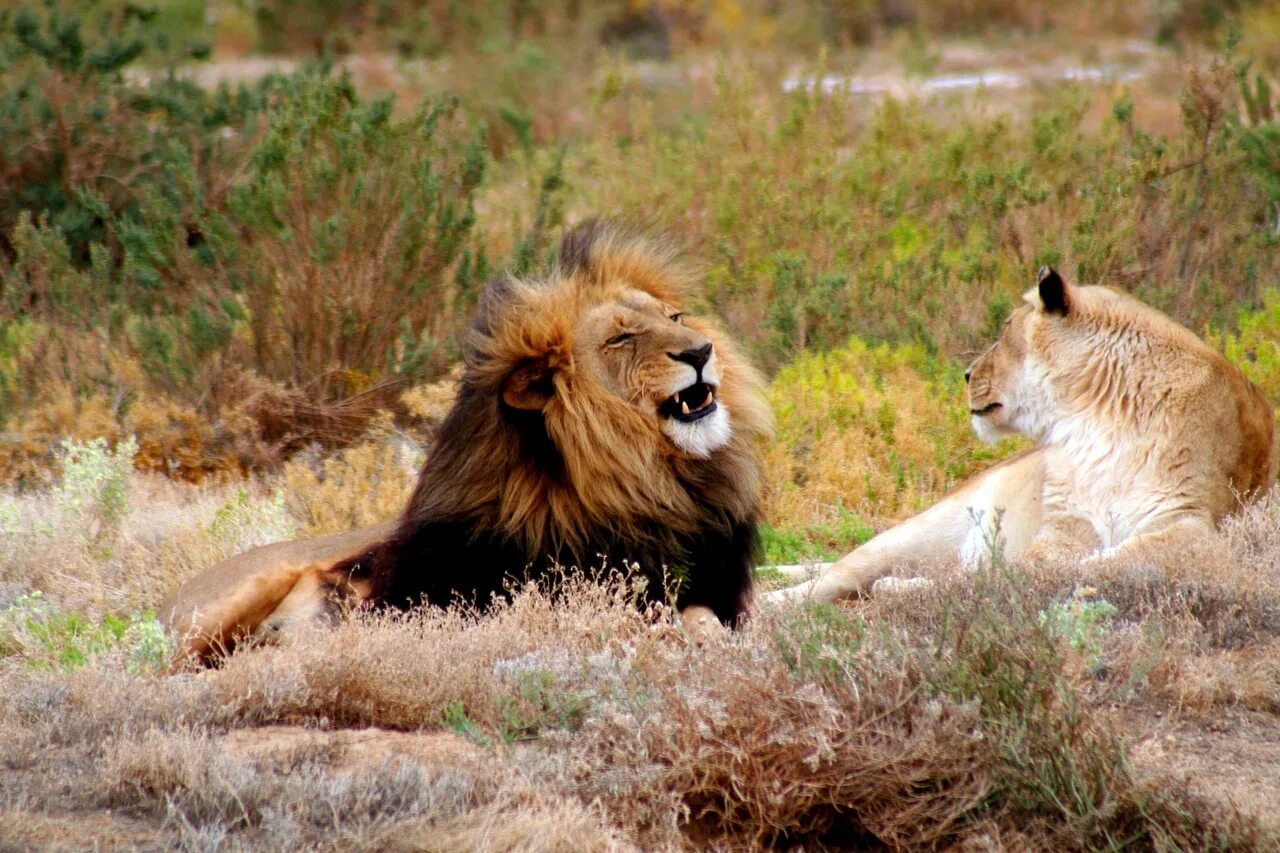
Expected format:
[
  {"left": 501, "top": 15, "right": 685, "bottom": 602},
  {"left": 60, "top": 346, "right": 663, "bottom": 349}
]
[{"left": 348, "top": 223, "right": 770, "bottom": 623}]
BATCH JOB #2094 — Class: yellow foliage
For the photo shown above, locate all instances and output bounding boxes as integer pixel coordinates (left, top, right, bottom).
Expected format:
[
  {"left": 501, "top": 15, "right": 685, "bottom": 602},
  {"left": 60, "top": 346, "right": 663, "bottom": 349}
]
[
  {"left": 400, "top": 366, "right": 462, "bottom": 428},
  {"left": 0, "top": 391, "right": 122, "bottom": 486},
  {"left": 764, "top": 337, "right": 1025, "bottom": 529},
  {"left": 282, "top": 419, "right": 421, "bottom": 537},
  {"left": 0, "top": 388, "right": 271, "bottom": 487},
  {"left": 128, "top": 398, "right": 247, "bottom": 484}
]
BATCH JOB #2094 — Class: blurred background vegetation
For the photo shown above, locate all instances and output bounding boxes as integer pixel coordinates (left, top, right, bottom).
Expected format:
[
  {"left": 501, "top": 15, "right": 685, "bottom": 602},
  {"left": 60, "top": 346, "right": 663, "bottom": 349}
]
[{"left": 0, "top": 0, "right": 1277, "bottom": 532}]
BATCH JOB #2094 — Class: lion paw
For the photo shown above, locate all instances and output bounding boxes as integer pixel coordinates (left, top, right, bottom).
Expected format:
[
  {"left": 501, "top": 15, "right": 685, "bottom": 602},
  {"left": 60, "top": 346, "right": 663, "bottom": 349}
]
[{"left": 680, "top": 605, "right": 727, "bottom": 646}]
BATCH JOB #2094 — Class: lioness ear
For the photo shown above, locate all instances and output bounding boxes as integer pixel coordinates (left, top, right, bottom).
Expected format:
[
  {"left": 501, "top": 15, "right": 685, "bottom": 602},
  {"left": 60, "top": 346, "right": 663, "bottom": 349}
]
[
  {"left": 502, "top": 361, "right": 556, "bottom": 411},
  {"left": 1036, "top": 266, "right": 1070, "bottom": 316}
]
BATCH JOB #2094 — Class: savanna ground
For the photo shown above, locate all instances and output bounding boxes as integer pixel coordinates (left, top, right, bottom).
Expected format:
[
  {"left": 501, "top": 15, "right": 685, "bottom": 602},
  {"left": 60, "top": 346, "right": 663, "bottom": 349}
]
[{"left": 2, "top": 0, "right": 1280, "bottom": 849}]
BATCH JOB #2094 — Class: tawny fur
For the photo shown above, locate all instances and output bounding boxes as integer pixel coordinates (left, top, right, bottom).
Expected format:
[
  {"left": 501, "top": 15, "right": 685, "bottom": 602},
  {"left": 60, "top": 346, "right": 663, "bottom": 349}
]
[
  {"left": 769, "top": 272, "right": 1276, "bottom": 603},
  {"left": 159, "top": 523, "right": 390, "bottom": 662}
]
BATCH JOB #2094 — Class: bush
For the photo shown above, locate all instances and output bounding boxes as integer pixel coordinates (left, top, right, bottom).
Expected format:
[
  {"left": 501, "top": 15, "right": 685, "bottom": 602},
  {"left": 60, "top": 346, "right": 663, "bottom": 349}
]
[
  {"left": 51, "top": 436, "right": 137, "bottom": 543},
  {"left": 0, "top": 590, "right": 170, "bottom": 672},
  {"left": 763, "top": 336, "right": 1024, "bottom": 528},
  {"left": 0, "top": 7, "right": 493, "bottom": 477},
  {"left": 555, "top": 60, "right": 1280, "bottom": 369},
  {"left": 210, "top": 73, "right": 488, "bottom": 395},
  {"left": 1211, "top": 288, "right": 1280, "bottom": 405},
  {"left": 0, "top": 6, "right": 259, "bottom": 273},
  {"left": 108, "top": 67, "right": 489, "bottom": 396}
]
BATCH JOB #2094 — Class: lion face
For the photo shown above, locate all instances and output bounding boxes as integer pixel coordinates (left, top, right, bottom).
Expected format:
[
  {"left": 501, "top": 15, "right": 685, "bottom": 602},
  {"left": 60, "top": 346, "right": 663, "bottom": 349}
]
[
  {"left": 965, "top": 268, "right": 1068, "bottom": 444},
  {"left": 490, "top": 226, "right": 767, "bottom": 471},
  {"left": 575, "top": 289, "right": 731, "bottom": 458}
]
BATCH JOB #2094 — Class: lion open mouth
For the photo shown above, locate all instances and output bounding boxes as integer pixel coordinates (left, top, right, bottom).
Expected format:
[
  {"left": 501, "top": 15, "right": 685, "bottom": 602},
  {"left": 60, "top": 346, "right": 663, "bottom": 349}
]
[{"left": 661, "top": 382, "right": 718, "bottom": 423}]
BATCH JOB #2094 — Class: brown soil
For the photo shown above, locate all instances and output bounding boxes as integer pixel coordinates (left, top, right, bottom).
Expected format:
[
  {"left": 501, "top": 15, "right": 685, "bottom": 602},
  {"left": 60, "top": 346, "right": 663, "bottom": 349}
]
[{"left": 1127, "top": 705, "right": 1280, "bottom": 834}]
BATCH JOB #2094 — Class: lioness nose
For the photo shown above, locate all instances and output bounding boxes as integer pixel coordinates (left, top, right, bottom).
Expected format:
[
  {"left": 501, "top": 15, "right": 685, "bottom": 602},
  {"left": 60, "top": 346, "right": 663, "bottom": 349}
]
[{"left": 670, "top": 343, "right": 713, "bottom": 371}]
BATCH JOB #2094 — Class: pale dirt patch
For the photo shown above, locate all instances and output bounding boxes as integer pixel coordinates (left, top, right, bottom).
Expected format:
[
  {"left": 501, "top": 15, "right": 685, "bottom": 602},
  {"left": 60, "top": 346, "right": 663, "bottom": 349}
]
[
  {"left": 1127, "top": 705, "right": 1280, "bottom": 835},
  {"left": 220, "top": 725, "right": 487, "bottom": 778}
]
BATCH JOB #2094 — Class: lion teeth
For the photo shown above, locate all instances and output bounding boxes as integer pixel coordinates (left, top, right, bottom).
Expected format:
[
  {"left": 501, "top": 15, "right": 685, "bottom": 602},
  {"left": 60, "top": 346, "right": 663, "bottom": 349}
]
[
  {"left": 681, "top": 401, "right": 691, "bottom": 415},
  {"left": 674, "top": 392, "right": 680, "bottom": 403},
  {"left": 707, "top": 391, "right": 714, "bottom": 403}
]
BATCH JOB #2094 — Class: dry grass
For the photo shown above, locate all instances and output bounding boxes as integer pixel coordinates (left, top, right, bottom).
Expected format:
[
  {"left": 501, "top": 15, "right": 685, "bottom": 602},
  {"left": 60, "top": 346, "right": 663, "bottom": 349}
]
[
  {"left": 3, "top": 492, "right": 1280, "bottom": 848},
  {"left": 0, "top": 461, "right": 293, "bottom": 618}
]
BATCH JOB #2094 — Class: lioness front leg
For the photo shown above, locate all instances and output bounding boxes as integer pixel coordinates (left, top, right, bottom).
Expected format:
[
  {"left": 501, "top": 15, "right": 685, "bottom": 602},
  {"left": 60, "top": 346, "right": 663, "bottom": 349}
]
[
  {"left": 764, "top": 496, "right": 981, "bottom": 603},
  {"left": 1019, "top": 514, "right": 1100, "bottom": 565},
  {"left": 764, "top": 449, "right": 1044, "bottom": 605},
  {"left": 1081, "top": 514, "right": 1215, "bottom": 566}
]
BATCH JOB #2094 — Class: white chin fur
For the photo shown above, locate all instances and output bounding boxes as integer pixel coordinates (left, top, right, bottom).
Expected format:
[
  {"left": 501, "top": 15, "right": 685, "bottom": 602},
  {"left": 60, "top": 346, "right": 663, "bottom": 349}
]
[
  {"left": 664, "top": 405, "right": 732, "bottom": 458},
  {"left": 971, "top": 413, "right": 1015, "bottom": 445}
]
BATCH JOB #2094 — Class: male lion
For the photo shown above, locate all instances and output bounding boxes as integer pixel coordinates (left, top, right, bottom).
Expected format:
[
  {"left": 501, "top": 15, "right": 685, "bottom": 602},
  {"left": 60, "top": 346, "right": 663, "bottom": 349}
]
[
  {"left": 162, "top": 223, "right": 771, "bottom": 662},
  {"left": 769, "top": 268, "right": 1276, "bottom": 603}
]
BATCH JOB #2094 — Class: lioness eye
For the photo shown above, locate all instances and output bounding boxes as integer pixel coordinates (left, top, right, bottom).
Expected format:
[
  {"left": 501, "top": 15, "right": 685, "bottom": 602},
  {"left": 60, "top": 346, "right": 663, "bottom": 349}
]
[
  {"left": 606, "top": 332, "right": 635, "bottom": 347},
  {"left": 669, "top": 313, "right": 684, "bottom": 324}
]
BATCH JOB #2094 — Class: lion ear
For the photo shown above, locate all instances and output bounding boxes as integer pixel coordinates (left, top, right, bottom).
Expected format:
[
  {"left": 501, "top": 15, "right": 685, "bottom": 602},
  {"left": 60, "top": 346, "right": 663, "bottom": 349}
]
[
  {"left": 1035, "top": 266, "right": 1070, "bottom": 316},
  {"left": 502, "top": 360, "right": 556, "bottom": 411}
]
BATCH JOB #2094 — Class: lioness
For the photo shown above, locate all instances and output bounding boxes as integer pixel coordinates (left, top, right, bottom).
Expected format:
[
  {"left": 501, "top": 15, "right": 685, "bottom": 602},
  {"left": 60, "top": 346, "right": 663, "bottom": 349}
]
[{"left": 768, "top": 268, "right": 1276, "bottom": 603}]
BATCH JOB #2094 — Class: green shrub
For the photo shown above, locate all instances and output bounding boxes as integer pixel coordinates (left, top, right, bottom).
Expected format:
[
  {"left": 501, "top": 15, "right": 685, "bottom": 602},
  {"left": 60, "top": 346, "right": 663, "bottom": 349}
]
[
  {"left": 212, "top": 74, "right": 487, "bottom": 393},
  {"left": 103, "top": 67, "right": 490, "bottom": 395},
  {"left": 560, "top": 62, "right": 1280, "bottom": 367},
  {"left": 923, "top": 568, "right": 1141, "bottom": 847},
  {"left": 1038, "top": 588, "right": 1118, "bottom": 672},
  {"left": 1, "top": 7, "right": 490, "bottom": 401},
  {"left": 52, "top": 436, "right": 138, "bottom": 543},
  {"left": 773, "top": 601, "right": 866, "bottom": 678},
  {"left": 206, "top": 489, "right": 296, "bottom": 553},
  {"left": 0, "top": 5, "right": 261, "bottom": 273},
  {"left": 0, "top": 589, "right": 170, "bottom": 671},
  {"left": 1235, "top": 61, "right": 1280, "bottom": 235},
  {"left": 495, "top": 667, "right": 588, "bottom": 743},
  {"left": 1212, "top": 288, "right": 1280, "bottom": 404}
]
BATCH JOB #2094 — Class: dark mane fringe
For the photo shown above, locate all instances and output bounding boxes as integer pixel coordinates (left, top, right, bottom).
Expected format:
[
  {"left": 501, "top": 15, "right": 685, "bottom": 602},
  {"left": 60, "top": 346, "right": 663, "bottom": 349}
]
[{"left": 334, "top": 221, "right": 767, "bottom": 625}]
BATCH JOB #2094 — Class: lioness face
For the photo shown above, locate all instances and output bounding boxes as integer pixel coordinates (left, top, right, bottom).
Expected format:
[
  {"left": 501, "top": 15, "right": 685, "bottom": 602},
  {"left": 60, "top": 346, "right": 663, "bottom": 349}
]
[
  {"left": 577, "top": 288, "right": 731, "bottom": 458},
  {"left": 966, "top": 303, "right": 1050, "bottom": 444}
]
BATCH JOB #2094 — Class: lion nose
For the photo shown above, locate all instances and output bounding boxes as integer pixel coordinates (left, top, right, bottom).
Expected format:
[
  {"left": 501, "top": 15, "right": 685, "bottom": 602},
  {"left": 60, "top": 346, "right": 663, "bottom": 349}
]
[{"left": 669, "top": 343, "right": 713, "bottom": 371}]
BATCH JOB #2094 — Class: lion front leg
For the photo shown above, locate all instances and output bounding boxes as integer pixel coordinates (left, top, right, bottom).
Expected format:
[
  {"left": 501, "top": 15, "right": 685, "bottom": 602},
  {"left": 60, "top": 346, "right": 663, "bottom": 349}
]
[
  {"left": 1080, "top": 513, "right": 1215, "bottom": 567},
  {"left": 679, "top": 605, "right": 727, "bottom": 644}
]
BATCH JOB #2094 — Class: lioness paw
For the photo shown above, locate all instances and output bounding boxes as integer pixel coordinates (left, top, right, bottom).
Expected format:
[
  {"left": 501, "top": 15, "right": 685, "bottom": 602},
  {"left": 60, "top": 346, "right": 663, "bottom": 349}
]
[{"left": 871, "top": 576, "right": 934, "bottom": 594}]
